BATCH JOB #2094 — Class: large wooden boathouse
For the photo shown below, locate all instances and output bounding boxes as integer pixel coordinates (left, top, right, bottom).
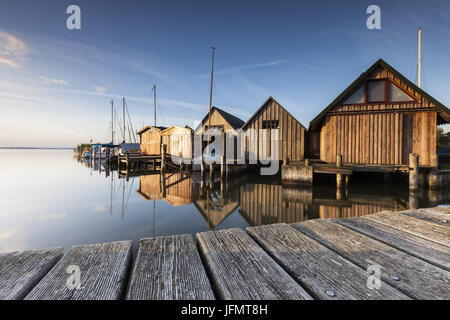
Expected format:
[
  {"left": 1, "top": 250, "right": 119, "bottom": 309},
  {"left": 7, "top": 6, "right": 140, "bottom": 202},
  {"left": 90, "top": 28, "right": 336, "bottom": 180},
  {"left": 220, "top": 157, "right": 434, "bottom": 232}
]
[{"left": 307, "top": 58, "right": 450, "bottom": 168}]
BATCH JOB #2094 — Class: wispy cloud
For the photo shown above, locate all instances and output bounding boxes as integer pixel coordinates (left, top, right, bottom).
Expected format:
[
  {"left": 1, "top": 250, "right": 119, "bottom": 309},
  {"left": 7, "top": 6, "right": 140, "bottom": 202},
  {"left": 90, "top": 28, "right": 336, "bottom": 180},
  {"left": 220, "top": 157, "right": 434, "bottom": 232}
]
[
  {"left": 199, "top": 60, "right": 283, "bottom": 78},
  {"left": 40, "top": 76, "right": 68, "bottom": 86},
  {"left": 0, "top": 29, "right": 29, "bottom": 68},
  {"left": 94, "top": 86, "right": 107, "bottom": 94}
]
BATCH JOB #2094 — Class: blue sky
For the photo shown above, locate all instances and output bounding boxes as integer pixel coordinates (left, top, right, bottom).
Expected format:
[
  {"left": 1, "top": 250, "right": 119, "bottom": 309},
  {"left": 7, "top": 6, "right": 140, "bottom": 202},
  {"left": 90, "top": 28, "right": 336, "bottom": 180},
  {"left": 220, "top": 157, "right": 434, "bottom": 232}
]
[{"left": 0, "top": 0, "right": 449, "bottom": 147}]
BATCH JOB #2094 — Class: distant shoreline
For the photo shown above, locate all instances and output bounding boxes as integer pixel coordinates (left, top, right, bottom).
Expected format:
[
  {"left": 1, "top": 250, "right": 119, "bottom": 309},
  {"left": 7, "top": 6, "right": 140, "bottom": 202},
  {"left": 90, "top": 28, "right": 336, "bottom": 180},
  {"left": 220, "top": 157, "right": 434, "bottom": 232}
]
[{"left": 0, "top": 147, "right": 73, "bottom": 150}]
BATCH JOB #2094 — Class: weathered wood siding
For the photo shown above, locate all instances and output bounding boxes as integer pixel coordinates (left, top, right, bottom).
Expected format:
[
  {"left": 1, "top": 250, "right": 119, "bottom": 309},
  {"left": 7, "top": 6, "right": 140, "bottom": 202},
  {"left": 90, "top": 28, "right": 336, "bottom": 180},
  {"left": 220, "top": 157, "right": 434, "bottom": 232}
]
[
  {"left": 244, "top": 99, "right": 305, "bottom": 163},
  {"left": 139, "top": 128, "right": 163, "bottom": 155},
  {"left": 161, "top": 126, "right": 193, "bottom": 160},
  {"left": 312, "top": 66, "right": 438, "bottom": 166}
]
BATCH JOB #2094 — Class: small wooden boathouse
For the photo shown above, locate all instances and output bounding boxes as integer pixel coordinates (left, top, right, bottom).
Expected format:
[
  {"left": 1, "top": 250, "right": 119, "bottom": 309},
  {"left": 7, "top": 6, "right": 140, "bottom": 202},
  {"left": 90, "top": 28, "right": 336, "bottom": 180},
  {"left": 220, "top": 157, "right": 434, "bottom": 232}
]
[
  {"left": 161, "top": 125, "right": 193, "bottom": 162},
  {"left": 242, "top": 96, "right": 306, "bottom": 163},
  {"left": 136, "top": 125, "right": 167, "bottom": 155}
]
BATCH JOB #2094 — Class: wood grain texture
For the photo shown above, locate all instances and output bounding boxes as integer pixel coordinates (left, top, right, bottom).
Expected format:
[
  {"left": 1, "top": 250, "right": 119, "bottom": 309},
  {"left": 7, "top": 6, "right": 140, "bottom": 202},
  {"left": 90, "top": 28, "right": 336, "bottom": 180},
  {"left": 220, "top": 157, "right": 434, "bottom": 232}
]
[
  {"left": 399, "top": 208, "right": 450, "bottom": 226},
  {"left": 196, "top": 228, "right": 312, "bottom": 300},
  {"left": 365, "top": 211, "right": 450, "bottom": 246},
  {"left": 334, "top": 217, "right": 450, "bottom": 271},
  {"left": 126, "top": 234, "right": 215, "bottom": 300},
  {"left": 25, "top": 241, "right": 132, "bottom": 300},
  {"left": 247, "top": 224, "right": 408, "bottom": 300},
  {"left": 0, "top": 248, "right": 63, "bottom": 300},
  {"left": 293, "top": 220, "right": 450, "bottom": 300}
]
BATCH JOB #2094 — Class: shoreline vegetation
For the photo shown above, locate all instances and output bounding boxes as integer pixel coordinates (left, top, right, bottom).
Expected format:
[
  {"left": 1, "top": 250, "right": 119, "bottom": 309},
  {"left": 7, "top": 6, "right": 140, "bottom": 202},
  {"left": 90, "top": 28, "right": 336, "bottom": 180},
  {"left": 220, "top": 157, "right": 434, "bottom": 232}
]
[{"left": 0, "top": 147, "right": 73, "bottom": 150}]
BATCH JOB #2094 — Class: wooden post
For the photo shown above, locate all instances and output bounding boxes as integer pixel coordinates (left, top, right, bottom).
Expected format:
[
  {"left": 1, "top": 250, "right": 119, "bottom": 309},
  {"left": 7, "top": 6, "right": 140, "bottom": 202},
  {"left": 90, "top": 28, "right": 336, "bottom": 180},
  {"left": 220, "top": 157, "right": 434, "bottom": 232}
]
[
  {"left": 126, "top": 153, "right": 130, "bottom": 173},
  {"left": 336, "top": 154, "right": 342, "bottom": 168},
  {"left": 336, "top": 173, "right": 343, "bottom": 189},
  {"left": 201, "top": 155, "right": 205, "bottom": 180},
  {"left": 430, "top": 154, "right": 438, "bottom": 168},
  {"left": 161, "top": 145, "right": 166, "bottom": 173},
  {"left": 409, "top": 191, "right": 419, "bottom": 210},
  {"left": 428, "top": 168, "right": 439, "bottom": 190},
  {"left": 221, "top": 133, "right": 226, "bottom": 178},
  {"left": 409, "top": 153, "right": 419, "bottom": 192}
]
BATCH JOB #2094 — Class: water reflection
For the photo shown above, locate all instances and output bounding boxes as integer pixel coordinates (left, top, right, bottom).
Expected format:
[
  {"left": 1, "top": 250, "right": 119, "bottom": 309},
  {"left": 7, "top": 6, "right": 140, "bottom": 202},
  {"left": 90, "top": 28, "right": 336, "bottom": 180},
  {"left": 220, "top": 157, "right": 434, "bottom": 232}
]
[{"left": 1, "top": 150, "right": 448, "bottom": 253}]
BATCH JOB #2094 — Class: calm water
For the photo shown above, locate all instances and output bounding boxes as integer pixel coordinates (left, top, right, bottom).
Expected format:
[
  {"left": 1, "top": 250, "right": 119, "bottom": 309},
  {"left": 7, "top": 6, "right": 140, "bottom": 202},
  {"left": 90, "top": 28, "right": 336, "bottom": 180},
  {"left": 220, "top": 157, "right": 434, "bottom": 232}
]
[{"left": 1, "top": 149, "right": 448, "bottom": 255}]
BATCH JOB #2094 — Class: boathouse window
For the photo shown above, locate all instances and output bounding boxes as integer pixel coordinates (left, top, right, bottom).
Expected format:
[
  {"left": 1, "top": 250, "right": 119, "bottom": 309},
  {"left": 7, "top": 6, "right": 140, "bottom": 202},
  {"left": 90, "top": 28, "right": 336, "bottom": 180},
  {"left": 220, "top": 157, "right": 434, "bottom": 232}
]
[
  {"left": 390, "top": 83, "right": 414, "bottom": 102},
  {"left": 368, "top": 80, "right": 386, "bottom": 102},
  {"left": 262, "top": 120, "right": 279, "bottom": 129},
  {"left": 343, "top": 86, "right": 365, "bottom": 104}
]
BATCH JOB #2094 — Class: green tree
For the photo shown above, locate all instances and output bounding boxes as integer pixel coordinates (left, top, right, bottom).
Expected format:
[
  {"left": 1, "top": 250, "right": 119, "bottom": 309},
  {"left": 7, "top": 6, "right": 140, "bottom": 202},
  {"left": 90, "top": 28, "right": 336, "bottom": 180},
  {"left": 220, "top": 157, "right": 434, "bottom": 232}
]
[{"left": 437, "top": 127, "right": 450, "bottom": 148}]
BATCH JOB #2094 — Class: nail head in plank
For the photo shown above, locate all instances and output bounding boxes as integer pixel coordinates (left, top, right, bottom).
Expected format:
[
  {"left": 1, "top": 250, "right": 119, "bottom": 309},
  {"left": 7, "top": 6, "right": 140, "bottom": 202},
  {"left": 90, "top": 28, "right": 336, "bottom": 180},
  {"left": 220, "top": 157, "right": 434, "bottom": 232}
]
[
  {"left": 293, "top": 220, "right": 450, "bottom": 300},
  {"left": 126, "top": 234, "right": 215, "bottom": 300},
  {"left": 196, "top": 228, "right": 312, "bottom": 300},
  {"left": 247, "top": 224, "right": 408, "bottom": 300},
  {"left": 334, "top": 217, "right": 450, "bottom": 271},
  {"left": 25, "top": 241, "right": 132, "bottom": 300},
  {"left": 0, "top": 248, "right": 63, "bottom": 300}
]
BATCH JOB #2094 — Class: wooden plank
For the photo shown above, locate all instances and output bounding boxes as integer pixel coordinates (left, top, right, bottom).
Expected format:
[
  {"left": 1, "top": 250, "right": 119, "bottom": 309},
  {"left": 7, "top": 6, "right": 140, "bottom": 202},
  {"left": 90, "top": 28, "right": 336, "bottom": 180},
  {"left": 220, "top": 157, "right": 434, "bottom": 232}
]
[
  {"left": 293, "top": 220, "right": 450, "bottom": 299},
  {"left": 365, "top": 211, "right": 450, "bottom": 246},
  {"left": 126, "top": 235, "right": 214, "bottom": 300},
  {"left": 398, "top": 208, "right": 450, "bottom": 226},
  {"left": 0, "top": 248, "right": 63, "bottom": 300},
  {"left": 334, "top": 217, "right": 450, "bottom": 271},
  {"left": 247, "top": 224, "right": 408, "bottom": 300},
  {"left": 25, "top": 241, "right": 132, "bottom": 300},
  {"left": 196, "top": 228, "right": 312, "bottom": 300}
]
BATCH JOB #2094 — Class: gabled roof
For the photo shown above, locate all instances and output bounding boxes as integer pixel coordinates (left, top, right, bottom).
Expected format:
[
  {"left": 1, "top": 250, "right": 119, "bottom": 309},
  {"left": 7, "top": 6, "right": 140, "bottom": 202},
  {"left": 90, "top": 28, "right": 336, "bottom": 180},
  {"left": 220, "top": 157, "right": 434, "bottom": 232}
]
[
  {"left": 195, "top": 106, "right": 245, "bottom": 132},
  {"left": 309, "top": 58, "right": 450, "bottom": 129},
  {"left": 136, "top": 125, "right": 167, "bottom": 135},
  {"left": 242, "top": 96, "right": 306, "bottom": 130},
  {"left": 161, "top": 125, "right": 193, "bottom": 134}
]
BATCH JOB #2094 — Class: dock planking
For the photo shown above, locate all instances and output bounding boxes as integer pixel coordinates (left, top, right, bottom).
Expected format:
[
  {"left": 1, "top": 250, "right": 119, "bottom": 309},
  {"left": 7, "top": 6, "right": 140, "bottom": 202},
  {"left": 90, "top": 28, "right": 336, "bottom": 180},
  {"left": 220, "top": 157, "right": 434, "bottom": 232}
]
[
  {"left": 398, "top": 207, "right": 450, "bottom": 226},
  {"left": 1, "top": 206, "right": 449, "bottom": 300},
  {"left": 0, "top": 248, "right": 63, "bottom": 300},
  {"left": 196, "top": 228, "right": 312, "bottom": 300},
  {"left": 293, "top": 220, "right": 450, "bottom": 300},
  {"left": 334, "top": 217, "right": 450, "bottom": 271},
  {"left": 126, "top": 234, "right": 215, "bottom": 300},
  {"left": 365, "top": 211, "right": 450, "bottom": 246},
  {"left": 25, "top": 241, "right": 132, "bottom": 300},
  {"left": 247, "top": 224, "right": 408, "bottom": 300}
]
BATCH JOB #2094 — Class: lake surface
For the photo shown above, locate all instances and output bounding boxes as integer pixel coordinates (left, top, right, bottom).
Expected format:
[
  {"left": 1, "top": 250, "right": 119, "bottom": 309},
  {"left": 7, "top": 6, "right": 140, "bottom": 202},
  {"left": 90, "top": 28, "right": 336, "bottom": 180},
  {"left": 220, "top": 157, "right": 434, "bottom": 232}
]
[{"left": 1, "top": 149, "right": 448, "bottom": 255}]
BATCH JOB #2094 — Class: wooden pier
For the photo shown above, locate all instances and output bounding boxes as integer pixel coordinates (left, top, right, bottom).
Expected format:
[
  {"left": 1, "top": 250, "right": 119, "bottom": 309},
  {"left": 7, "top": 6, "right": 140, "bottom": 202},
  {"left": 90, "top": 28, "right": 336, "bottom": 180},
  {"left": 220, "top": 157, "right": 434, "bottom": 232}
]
[{"left": 1, "top": 207, "right": 449, "bottom": 300}]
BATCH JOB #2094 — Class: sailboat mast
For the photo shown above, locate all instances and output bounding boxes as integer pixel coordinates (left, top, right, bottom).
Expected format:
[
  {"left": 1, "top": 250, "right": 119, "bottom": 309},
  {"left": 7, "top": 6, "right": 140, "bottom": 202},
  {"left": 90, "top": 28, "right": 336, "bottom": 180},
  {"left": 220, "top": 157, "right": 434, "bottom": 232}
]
[
  {"left": 122, "top": 97, "right": 126, "bottom": 142},
  {"left": 111, "top": 100, "right": 114, "bottom": 144},
  {"left": 418, "top": 27, "right": 422, "bottom": 88},
  {"left": 153, "top": 85, "right": 157, "bottom": 127},
  {"left": 207, "top": 46, "right": 215, "bottom": 155}
]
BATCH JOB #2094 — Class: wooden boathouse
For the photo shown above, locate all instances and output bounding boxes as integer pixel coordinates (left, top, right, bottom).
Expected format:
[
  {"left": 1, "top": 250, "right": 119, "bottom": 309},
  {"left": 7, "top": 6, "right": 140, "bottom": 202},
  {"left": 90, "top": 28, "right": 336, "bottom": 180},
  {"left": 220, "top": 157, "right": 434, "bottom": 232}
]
[
  {"left": 161, "top": 125, "right": 193, "bottom": 162},
  {"left": 307, "top": 58, "right": 450, "bottom": 168},
  {"left": 137, "top": 125, "right": 167, "bottom": 155},
  {"left": 242, "top": 96, "right": 306, "bottom": 164},
  {"left": 194, "top": 106, "right": 245, "bottom": 159}
]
